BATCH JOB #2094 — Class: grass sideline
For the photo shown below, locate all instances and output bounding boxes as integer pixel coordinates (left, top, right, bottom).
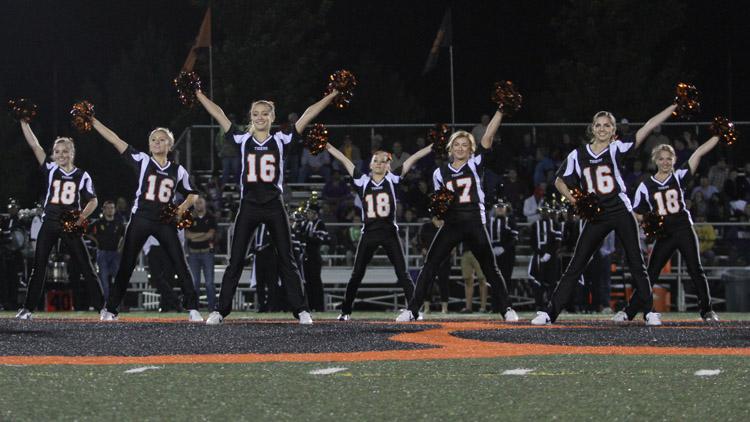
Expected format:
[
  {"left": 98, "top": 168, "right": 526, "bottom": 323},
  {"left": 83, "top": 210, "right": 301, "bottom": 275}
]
[
  {"left": 2, "top": 311, "right": 749, "bottom": 420},
  {"left": 1, "top": 357, "right": 749, "bottom": 420}
]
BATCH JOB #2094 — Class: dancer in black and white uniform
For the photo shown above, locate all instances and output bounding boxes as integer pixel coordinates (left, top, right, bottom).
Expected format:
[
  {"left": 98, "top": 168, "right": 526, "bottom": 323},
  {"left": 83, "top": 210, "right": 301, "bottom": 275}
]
[
  {"left": 630, "top": 137, "right": 721, "bottom": 322},
  {"left": 327, "top": 142, "right": 433, "bottom": 320},
  {"left": 16, "top": 122, "right": 104, "bottom": 319},
  {"left": 91, "top": 118, "right": 202, "bottom": 322},
  {"left": 196, "top": 88, "right": 338, "bottom": 325}
]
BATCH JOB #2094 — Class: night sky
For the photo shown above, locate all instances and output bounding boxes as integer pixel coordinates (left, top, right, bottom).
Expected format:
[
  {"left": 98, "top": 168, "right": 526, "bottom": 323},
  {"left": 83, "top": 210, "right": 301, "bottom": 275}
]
[
  {"left": 2, "top": 0, "right": 750, "bottom": 206},
  {"left": 4, "top": 1, "right": 749, "bottom": 126}
]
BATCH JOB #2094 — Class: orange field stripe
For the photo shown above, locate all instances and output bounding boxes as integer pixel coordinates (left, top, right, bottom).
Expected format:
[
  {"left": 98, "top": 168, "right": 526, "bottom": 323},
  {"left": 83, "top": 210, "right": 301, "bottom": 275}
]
[{"left": 1, "top": 321, "right": 748, "bottom": 366}]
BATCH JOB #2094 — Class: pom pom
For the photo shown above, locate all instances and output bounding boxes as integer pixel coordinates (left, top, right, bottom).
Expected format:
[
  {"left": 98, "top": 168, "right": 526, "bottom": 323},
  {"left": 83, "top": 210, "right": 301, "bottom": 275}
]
[
  {"left": 60, "top": 210, "right": 88, "bottom": 235},
  {"left": 672, "top": 82, "right": 700, "bottom": 120},
  {"left": 428, "top": 123, "right": 451, "bottom": 160},
  {"left": 428, "top": 187, "right": 455, "bottom": 219},
  {"left": 491, "top": 80, "right": 523, "bottom": 116},
  {"left": 324, "top": 70, "right": 357, "bottom": 109},
  {"left": 709, "top": 116, "right": 738, "bottom": 146},
  {"left": 570, "top": 188, "right": 602, "bottom": 220},
  {"left": 8, "top": 98, "right": 38, "bottom": 122},
  {"left": 160, "top": 203, "right": 194, "bottom": 229},
  {"left": 304, "top": 123, "right": 329, "bottom": 155},
  {"left": 641, "top": 212, "right": 666, "bottom": 243},
  {"left": 70, "top": 101, "right": 95, "bottom": 132},
  {"left": 172, "top": 71, "right": 202, "bottom": 107}
]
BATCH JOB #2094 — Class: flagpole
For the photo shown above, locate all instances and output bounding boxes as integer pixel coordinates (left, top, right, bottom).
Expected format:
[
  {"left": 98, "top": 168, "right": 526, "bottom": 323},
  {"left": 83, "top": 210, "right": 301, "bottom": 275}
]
[
  {"left": 449, "top": 44, "right": 455, "bottom": 128},
  {"left": 209, "top": 42, "right": 215, "bottom": 173}
]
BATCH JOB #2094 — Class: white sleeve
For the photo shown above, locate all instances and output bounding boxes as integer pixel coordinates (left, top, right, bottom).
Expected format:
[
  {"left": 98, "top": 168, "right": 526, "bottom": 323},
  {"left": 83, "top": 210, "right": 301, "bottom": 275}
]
[
  {"left": 274, "top": 131, "right": 294, "bottom": 145},
  {"left": 432, "top": 168, "right": 443, "bottom": 191}
]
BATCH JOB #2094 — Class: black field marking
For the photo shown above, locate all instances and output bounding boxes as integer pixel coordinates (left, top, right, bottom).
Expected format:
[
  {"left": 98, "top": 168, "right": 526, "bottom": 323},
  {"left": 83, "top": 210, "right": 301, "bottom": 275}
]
[
  {"left": 454, "top": 321, "right": 750, "bottom": 348},
  {"left": 0, "top": 320, "right": 434, "bottom": 356}
]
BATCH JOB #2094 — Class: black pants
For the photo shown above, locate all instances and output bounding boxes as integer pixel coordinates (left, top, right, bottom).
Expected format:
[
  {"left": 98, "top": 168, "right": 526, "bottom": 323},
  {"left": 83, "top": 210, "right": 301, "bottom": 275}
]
[
  {"left": 304, "top": 254, "right": 324, "bottom": 312},
  {"left": 255, "top": 247, "right": 283, "bottom": 312},
  {"left": 545, "top": 211, "right": 652, "bottom": 322},
  {"left": 218, "top": 199, "right": 307, "bottom": 317},
  {"left": 147, "top": 246, "right": 184, "bottom": 312},
  {"left": 581, "top": 252, "right": 612, "bottom": 312},
  {"left": 341, "top": 228, "right": 414, "bottom": 315},
  {"left": 23, "top": 220, "right": 104, "bottom": 311},
  {"left": 106, "top": 214, "right": 198, "bottom": 314},
  {"left": 498, "top": 248, "right": 515, "bottom": 289},
  {"left": 408, "top": 221, "right": 510, "bottom": 315},
  {"left": 630, "top": 226, "right": 712, "bottom": 316}
]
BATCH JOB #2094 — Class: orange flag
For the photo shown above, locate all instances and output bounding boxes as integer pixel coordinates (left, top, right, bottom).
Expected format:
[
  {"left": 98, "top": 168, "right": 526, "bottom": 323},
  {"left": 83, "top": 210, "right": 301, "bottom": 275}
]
[{"left": 182, "top": 7, "right": 212, "bottom": 71}]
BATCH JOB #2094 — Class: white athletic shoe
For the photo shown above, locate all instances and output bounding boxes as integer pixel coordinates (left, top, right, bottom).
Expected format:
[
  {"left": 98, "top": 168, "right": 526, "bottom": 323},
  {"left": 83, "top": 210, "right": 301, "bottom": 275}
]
[
  {"left": 503, "top": 308, "right": 519, "bottom": 322},
  {"left": 396, "top": 309, "right": 415, "bottom": 322},
  {"left": 15, "top": 308, "right": 32, "bottom": 320},
  {"left": 299, "top": 311, "right": 313, "bottom": 325},
  {"left": 99, "top": 310, "right": 118, "bottom": 321},
  {"left": 337, "top": 314, "right": 351, "bottom": 321},
  {"left": 530, "top": 311, "right": 550, "bottom": 325},
  {"left": 645, "top": 312, "right": 662, "bottom": 326},
  {"left": 702, "top": 311, "right": 720, "bottom": 323},
  {"left": 416, "top": 312, "right": 424, "bottom": 321},
  {"left": 188, "top": 309, "right": 203, "bottom": 322},
  {"left": 205, "top": 311, "right": 223, "bottom": 325},
  {"left": 612, "top": 311, "right": 629, "bottom": 323}
]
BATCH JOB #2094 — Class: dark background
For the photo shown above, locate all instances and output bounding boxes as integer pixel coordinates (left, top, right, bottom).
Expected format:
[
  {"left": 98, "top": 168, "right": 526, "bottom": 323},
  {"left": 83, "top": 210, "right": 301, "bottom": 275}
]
[{"left": 1, "top": 0, "right": 748, "bottom": 206}]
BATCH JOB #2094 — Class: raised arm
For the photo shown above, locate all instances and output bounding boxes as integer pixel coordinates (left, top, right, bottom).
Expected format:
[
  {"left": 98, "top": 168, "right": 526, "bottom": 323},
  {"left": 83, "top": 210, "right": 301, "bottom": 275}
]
[
  {"left": 92, "top": 118, "right": 129, "bottom": 154},
  {"left": 20, "top": 121, "right": 47, "bottom": 165},
  {"left": 687, "top": 136, "right": 720, "bottom": 174},
  {"left": 634, "top": 104, "right": 678, "bottom": 148},
  {"left": 401, "top": 143, "right": 434, "bottom": 176},
  {"left": 325, "top": 143, "right": 355, "bottom": 177},
  {"left": 196, "top": 90, "right": 232, "bottom": 132},
  {"left": 480, "top": 110, "right": 504, "bottom": 149},
  {"left": 295, "top": 90, "right": 338, "bottom": 134}
]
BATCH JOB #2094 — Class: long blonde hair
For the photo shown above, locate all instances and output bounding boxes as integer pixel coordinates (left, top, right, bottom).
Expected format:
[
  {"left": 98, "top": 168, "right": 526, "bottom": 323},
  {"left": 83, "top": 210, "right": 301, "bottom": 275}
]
[
  {"left": 651, "top": 143, "right": 676, "bottom": 164},
  {"left": 587, "top": 111, "right": 617, "bottom": 143},
  {"left": 446, "top": 130, "right": 477, "bottom": 155},
  {"left": 52, "top": 137, "right": 76, "bottom": 161},
  {"left": 246, "top": 100, "right": 276, "bottom": 133}
]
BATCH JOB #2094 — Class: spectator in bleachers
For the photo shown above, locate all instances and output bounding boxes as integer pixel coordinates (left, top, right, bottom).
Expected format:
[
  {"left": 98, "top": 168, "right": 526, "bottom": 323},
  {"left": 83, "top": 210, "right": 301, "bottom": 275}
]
[
  {"left": 693, "top": 213, "right": 717, "bottom": 266},
  {"left": 407, "top": 180, "right": 431, "bottom": 218},
  {"left": 322, "top": 171, "right": 350, "bottom": 203},
  {"left": 500, "top": 168, "right": 526, "bottom": 214},
  {"left": 642, "top": 125, "right": 670, "bottom": 159},
  {"left": 516, "top": 133, "right": 536, "bottom": 180},
  {"left": 413, "top": 136, "right": 436, "bottom": 174},
  {"left": 331, "top": 134, "right": 362, "bottom": 174},
  {"left": 707, "top": 157, "right": 730, "bottom": 190},
  {"left": 724, "top": 169, "right": 741, "bottom": 201},
  {"left": 471, "top": 114, "right": 490, "bottom": 143},
  {"left": 691, "top": 176, "right": 719, "bottom": 203},
  {"left": 390, "top": 141, "right": 411, "bottom": 170},
  {"left": 690, "top": 190, "right": 709, "bottom": 218},
  {"left": 737, "top": 163, "right": 750, "bottom": 200},
  {"left": 343, "top": 214, "right": 362, "bottom": 266},
  {"left": 281, "top": 112, "right": 302, "bottom": 183},
  {"left": 204, "top": 175, "right": 223, "bottom": 216},
  {"left": 298, "top": 146, "right": 331, "bottom": 183},
  {"left": 460, "top": 246, "right": 487, "bottom": 313},
  {"left": 618, "top": 118, "right": 632, "bottom": 139},
  {"left": 623, "top": 159, "right": 646, "bottom": 192},
  {"left": 673, "top": 137, "right": 691, "bottom": 167},
  {"left": 115, "top": 197, "right": 131, "bottom": 222},
  {"left": 185, "top": 196, "right": 217, "bottom": 311},
  {"left": 523, "top": 184, "right": 546, "bottom": 223},
  {"left": 533, "top": 147, "right": 556, "bottom": 186},
  {"left": 216, "top": 114, "right": 241, "bottom": 187}
]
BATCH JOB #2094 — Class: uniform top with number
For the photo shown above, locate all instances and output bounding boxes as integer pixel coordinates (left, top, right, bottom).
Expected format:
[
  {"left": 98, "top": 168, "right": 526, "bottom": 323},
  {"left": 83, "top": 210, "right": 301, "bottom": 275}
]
[
  {"left": 122, "top": 146, "right": 196, "bottom": 221},
  {"left": 632, "top": 163, "right": 694, "bottom": 233},
  {"left": 557, "top": 136, "right": 635, "bottom": 214},
  {"left": 40, "top": 159, "right": 96, "bottom": 222},
  {"left": 433, "top": 146, "right": 494, "bottom": 224},
  {"left": 351, "top": 169, "right": 401, "bottom": 232},
  {"left": 226, "top": 126, "right": 297, "bottom": 204}
]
